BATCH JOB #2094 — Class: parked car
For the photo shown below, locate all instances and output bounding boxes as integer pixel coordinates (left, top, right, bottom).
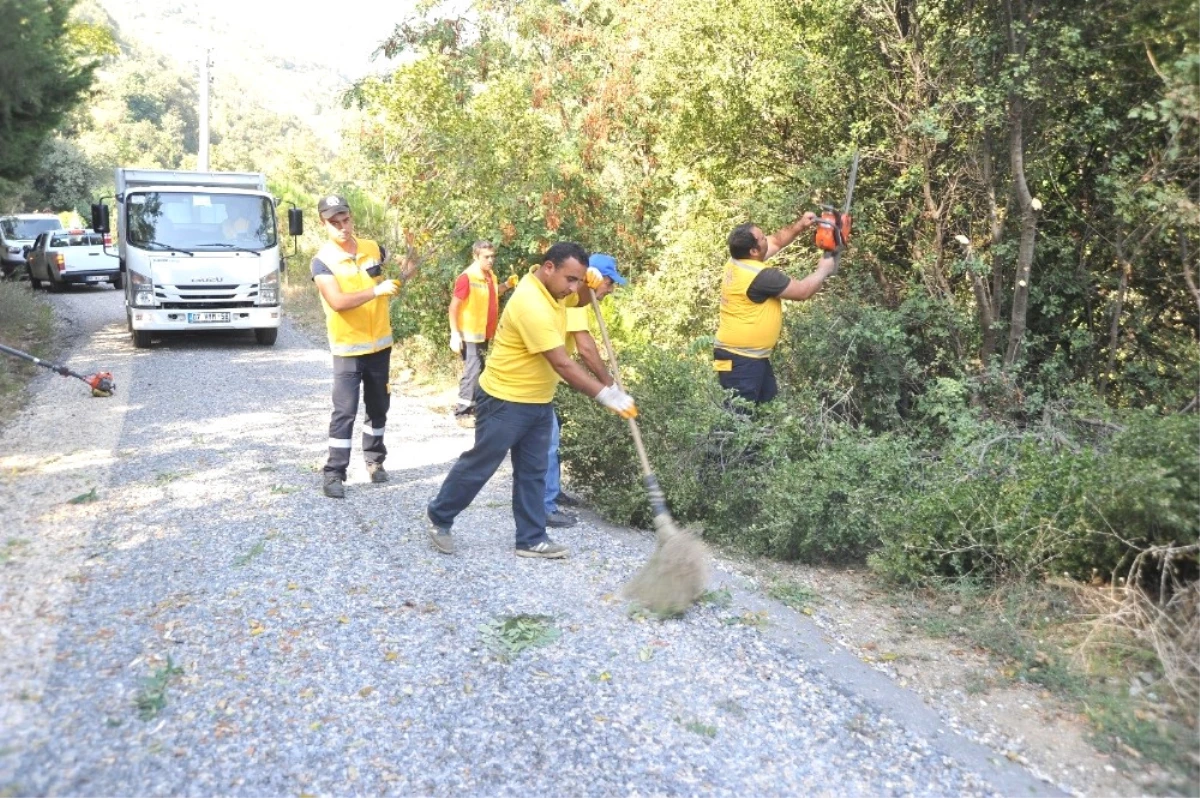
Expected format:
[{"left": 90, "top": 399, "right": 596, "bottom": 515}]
[
  {"left": 1, "top": 213, "right": 64, "bottom": 278},
  {"left": 26, "top": 228, "right": 120, "bottom": 291}
]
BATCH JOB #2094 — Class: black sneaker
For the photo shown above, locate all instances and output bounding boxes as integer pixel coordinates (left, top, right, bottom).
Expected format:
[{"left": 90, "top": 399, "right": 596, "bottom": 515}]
[
  {"left": 366, "top": 462, "right": 389, "bottom": 483},
  {"left": 516, "top": 540, "right": 569, "bottom": 559},
  {"left": 427, "top": 521, "right": 455, "bottom": 554},
  {"left": 556, "top": 490, "right": 584, "bottom": 508},
  {"left": 546, "top": 510, "right": 578, "bottom": 528},
  {"left": 322, "top": 474, "right": 345, "bottom": 499}
]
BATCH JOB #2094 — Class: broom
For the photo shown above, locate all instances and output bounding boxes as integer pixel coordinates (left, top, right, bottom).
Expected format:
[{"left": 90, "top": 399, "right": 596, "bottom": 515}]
[{"left": 589, "top": 294, "right": 710, "bottom": 614}]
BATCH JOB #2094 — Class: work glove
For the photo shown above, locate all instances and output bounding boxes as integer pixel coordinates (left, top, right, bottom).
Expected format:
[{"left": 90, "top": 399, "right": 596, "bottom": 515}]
[
  {"left": 585, "top": 267, "right": 604, "bottom": 290},
  {"left": 449, "top": 330, "right": 463, "bottom": 353},
  {"left": 505, "top": 274, "right": 519, "bottom": 289},
  {"left": 595, "top": 383, "right": 638, "bottom": 419},
  {"left": 373, "top": 279, "right": 401, "bottom": 298}
]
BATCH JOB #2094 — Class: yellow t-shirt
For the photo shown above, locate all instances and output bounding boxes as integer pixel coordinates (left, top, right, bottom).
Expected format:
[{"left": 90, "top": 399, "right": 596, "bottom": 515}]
[
  {"left": 479, "top": 274, "right": 579, "bottom": 403},
  {"left": 564, "top": 305, "right": 590, "bottom": 356}
]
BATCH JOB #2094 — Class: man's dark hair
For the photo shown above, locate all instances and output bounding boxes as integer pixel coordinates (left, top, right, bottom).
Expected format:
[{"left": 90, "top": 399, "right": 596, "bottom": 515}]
[
  {"left": 472, "top": 240, "right": 494, "bottom": 255},
  {"left": 543, "top": 241, "right": 589, "bottom": 269},
  {"left": 727, "top": 223, "right": 760, "bottom": 259}
]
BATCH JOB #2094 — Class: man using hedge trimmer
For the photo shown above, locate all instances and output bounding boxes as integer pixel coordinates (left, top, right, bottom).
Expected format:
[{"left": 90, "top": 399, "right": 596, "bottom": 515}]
[{"left": 712, "top": 151, "right": 858, "bottom": 407}]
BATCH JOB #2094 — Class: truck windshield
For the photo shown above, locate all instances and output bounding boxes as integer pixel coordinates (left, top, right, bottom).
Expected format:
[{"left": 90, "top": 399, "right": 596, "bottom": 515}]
[
  {"left": 2, "top": 218, "right": 62, "bottom": 239},
  {"left": 126, "top": 192, "right": 278, "bottom": 252}
]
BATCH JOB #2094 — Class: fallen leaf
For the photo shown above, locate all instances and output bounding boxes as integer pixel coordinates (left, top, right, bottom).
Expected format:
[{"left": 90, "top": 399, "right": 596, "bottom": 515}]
[
  {"left": 880, "top": 652, "right": 900, "bottom": 662},
  {"left": 358, "top": 686, "right": 374, "bottom": 698},
  {"left": 385, "top": 652, "right": 399, "bottom": 662},
  {"left": 337, "top": 616, "right": 350, "bottom": 624}
]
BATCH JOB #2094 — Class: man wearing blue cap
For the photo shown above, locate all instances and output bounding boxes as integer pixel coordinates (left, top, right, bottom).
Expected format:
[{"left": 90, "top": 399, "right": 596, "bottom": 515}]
[{"left": 543, "top": 252, "right": 627, "bottom": 527}]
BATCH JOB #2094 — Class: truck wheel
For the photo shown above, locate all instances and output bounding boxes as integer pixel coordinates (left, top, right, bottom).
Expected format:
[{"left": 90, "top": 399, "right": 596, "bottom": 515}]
[
  {"left": 28, "top": 269, "right": 41, "bottom": 290},
  {"left": 46, "top": 272, "right": 62, "bottom": 293},
  {"left": 112, "top": 273, "right": 124, "bottom": 290},
  {"left": 132, "top": 329, "right": 153, "bottom": 349},
  {"left": 254, "top": 328, "right": 278, "bottom": 346}
]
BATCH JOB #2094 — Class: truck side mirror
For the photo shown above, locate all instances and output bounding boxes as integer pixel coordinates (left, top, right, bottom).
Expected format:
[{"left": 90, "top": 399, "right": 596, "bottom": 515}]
[
  {"left": 91, "top": 203, "right": 110, "bottom": 234},
  {"left": 288, "top": 208, "right": 303, "bottom": 237}
]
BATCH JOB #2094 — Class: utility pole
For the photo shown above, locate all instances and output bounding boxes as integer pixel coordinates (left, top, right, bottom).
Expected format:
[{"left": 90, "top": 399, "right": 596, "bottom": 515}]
[{"left": 198, "top": 49, "right": 212, "bottom": 170}]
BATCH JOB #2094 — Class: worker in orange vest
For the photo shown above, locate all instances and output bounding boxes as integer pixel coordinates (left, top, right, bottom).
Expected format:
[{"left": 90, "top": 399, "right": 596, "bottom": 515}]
[{"left": 448, "top": 240, "right": 518, "bottom": 428}]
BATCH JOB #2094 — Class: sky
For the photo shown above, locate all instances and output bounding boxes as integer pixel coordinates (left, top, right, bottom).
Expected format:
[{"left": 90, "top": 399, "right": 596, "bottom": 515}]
[{"left": 177, "top": 0, "right": 454, "bottom": 79}]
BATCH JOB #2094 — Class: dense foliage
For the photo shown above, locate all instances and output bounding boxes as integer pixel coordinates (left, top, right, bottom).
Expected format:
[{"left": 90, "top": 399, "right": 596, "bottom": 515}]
[
  {"left": 345, "top": 0, "right": 1196, "bottom": 582},
  {"left": 0, "top": 0, "right": 102, "bottom": 190}
]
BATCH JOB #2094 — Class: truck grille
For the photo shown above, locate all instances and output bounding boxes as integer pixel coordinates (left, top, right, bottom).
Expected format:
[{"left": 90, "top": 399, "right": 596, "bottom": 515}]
[{"left": 155, "top": 283, "right": 259, "bottom": 309}]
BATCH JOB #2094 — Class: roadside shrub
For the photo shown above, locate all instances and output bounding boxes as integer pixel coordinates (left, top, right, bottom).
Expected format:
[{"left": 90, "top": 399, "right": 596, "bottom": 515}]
[
  {"left": 559, "top": 339, "right": 920, "bottom": 563},
  {"left": 871, "top": 412, "right": 1199, "bottom": 585},
  {"left": 701, "top": 423, "right": 919, "bottom": 563}
]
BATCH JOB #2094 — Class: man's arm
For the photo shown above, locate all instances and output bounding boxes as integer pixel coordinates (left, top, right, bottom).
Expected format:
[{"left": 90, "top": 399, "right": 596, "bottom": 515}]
[
  {"left": 542, "top": 345, "right": 608, "bottom": 397},
  {"left": 777, "top": 253, "right": 838, "bottom": 301},
  {"left": 571, "top": 330, "right": 613, "bottom": 387},
  {"left": 764, "top": 212, "right": 817, "bottom": 259},
  {"left": 314, "top": 273, "right": 396, "bottom": 312},
  {"left": 448, "top": 295, "right": 463, "bottom": 336}
]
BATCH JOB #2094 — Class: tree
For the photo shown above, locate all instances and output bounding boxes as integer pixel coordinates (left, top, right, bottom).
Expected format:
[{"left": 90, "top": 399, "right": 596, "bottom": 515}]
[{"left": 0, "top": 0, "right": 99, "bottom": 185}]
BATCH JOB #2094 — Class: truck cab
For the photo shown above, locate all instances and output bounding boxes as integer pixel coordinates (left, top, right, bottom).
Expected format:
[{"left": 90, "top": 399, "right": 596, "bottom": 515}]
[{"left": 95, "top": 169, "right": 300, "bottom": 349}]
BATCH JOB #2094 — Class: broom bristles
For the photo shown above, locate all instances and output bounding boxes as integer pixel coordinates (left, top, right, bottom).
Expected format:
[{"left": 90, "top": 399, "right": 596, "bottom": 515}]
[{"left": 622, "top": 511, "right": 711, "bottom": 615}]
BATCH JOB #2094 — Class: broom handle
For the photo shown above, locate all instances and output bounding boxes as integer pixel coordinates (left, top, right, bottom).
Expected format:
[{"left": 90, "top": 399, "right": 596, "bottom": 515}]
[{"left": 589, "top": 293, "right": 655, "bottom": 478}]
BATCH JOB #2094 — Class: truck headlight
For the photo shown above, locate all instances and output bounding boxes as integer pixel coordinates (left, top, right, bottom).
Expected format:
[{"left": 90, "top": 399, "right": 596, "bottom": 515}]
[
  {"left": 257, "top": 267, "right": 279, "bottom": 306},
  {"left": 130, "top": 271, "right": 157, "bottom": 307}
]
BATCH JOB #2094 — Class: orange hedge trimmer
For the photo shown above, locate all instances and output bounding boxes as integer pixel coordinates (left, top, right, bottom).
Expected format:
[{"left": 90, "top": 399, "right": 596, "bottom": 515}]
[
  {"left": 0, "top": 342, "right": 115, "bottom": 397},
  {"left": 813, "top": 150, "right": 859, "bottom": 272}
]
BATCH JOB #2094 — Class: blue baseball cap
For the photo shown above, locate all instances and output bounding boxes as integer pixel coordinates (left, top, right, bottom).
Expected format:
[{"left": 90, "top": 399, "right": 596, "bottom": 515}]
[{"left": 588, "top": 253, "right": 626, "bottom": 286}]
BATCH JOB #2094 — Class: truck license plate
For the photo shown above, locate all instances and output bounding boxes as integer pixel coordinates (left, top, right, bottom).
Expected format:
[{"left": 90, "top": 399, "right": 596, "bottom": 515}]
[
  {"left": 85, "top": 276, "right": 104, "bottom": 282},
  {"left": 187, "top": 312, "right": 231, "bottom": 324}
]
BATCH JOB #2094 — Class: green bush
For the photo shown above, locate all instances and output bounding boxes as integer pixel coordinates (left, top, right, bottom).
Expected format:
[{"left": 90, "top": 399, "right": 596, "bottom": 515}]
[
  {"left": 871, "top": 412, "right": 1199, "bottom": 585},
  {"left": 558, "top": 339, "right": 921, "bottom": 563}
]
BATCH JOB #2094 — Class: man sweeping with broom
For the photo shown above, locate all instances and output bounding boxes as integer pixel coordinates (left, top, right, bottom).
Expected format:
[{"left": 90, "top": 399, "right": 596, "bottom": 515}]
[{"left": 426, "top": 242, "right": 638, "bottom": 559}]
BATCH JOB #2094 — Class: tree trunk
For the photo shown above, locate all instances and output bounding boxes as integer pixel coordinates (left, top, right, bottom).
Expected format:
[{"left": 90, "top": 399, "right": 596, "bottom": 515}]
[
  {"left": 1182, "top": 229, "right": 1200, "bottom": 316},
  {"left": 1002, "top": 0, "right": 1039, "bottom": 369},
  {"left": 1099, "top": 231, "right": 1131, "bottom": 397}
]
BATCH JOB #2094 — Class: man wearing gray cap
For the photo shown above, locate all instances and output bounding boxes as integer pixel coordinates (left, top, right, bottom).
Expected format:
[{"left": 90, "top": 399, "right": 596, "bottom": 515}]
[{"left": 310, "top": 193, "right": 418, "bottom": 498}]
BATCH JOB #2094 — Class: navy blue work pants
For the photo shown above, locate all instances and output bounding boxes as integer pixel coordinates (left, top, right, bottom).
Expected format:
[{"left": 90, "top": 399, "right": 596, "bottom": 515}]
[
  {"left": 324, "top": 347, "right": 391, "bottom": 478},
  {"left": 714, "top": 347, "right": 778, "bottom": 407},
  {"left": 428, "top": 388, "right": 553, "bottom": 548}
]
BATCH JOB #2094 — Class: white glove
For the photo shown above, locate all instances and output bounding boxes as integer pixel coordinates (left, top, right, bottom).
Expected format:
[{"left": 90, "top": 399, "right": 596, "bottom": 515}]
[
  {"left": 449, "top": 330, "right": 462, "bottom": 353},
  {"left": 373, "top": 279, "right": 400, "bottom": 298},
  {"left": 595, "top": 383, "right": 638, "bottom": 419}
]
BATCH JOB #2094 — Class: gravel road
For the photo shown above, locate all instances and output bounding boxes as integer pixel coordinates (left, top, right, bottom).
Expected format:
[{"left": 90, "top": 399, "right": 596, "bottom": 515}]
[{"left": 0, "top": 286, "right": 1066, "bottom": 797}]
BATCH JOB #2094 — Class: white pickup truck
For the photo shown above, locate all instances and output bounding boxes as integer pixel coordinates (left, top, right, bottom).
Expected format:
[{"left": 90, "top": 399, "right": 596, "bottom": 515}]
[{"left": 26, "top": 228, "right": 120, "bottom": 291}]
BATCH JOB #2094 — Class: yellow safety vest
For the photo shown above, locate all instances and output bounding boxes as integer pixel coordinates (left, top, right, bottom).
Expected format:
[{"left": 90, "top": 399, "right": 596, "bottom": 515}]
[
  {"left": 714, "top": 258, "right": 782, "bottom": 358},
  {"left": 456, "top": 263, "right": 498, "bottom": 343},
  {"left": 317, "top": 239, "right": 393, "bottom": 357}
]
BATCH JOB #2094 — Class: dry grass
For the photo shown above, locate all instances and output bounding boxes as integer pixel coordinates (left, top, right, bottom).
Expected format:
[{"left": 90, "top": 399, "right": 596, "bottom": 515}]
[
  {"left": 280, "top": 277, "right": 327, "bottom": 345},
  {"left": 1073, "top": 544, "right": 1200, "bottom": 707},
  {"left": 0, "top": 280, "right": 55, "bottom": 424}
]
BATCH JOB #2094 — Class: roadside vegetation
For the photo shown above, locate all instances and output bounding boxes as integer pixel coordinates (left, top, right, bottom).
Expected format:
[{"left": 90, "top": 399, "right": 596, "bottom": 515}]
[
  {"left": 1, "top": 0, "right": 1194, "bottom": 789},
  {"left": 0, "top": 283, "right": 56, "bottom": 424}
]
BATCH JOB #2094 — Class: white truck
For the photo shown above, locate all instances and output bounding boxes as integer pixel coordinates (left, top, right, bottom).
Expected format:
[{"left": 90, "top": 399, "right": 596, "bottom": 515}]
[{"left": 93, "top": 168, "right": 299, "bottom": 348}]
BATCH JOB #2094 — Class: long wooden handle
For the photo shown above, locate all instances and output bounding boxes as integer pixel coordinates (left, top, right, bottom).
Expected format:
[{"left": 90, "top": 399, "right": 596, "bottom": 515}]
[{"left": 589, "top": 294, "right": 655, "bottom": 478}]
